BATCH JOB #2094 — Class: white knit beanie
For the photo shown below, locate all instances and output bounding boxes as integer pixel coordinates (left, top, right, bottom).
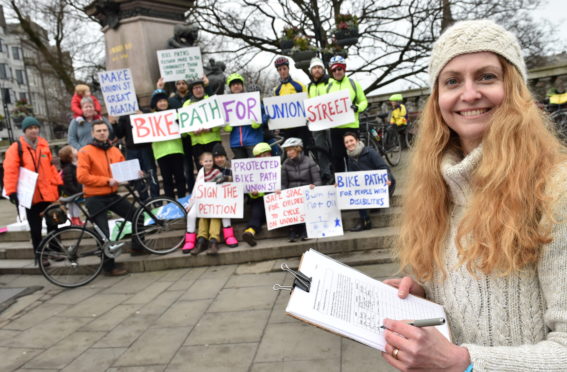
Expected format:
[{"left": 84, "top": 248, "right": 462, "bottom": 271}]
[{"left": 429, "top": 19, "right": 527, "bottom": 88}]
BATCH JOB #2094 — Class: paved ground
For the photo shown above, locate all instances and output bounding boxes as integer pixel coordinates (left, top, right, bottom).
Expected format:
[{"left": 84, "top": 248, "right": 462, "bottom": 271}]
[{"left": 0, "top": 260, "right": 398, "bottom": 372}]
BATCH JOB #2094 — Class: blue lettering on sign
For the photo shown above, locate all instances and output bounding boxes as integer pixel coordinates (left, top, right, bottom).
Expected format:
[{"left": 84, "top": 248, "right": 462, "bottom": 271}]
[{"left": 266, "top": 101, "right": 306, "bottom": 119}]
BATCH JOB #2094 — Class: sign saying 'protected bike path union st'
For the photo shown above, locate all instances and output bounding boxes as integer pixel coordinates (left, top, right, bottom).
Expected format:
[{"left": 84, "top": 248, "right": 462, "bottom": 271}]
[
  {"left": 335, "top": 170, "right": 390, "bottom": 209},
  {"left": 232, "top": 157, "right": 281, "bottom": 193}
]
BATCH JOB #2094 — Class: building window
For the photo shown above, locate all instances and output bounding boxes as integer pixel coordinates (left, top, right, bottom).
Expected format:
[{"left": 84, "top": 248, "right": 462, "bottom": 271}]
[
  {"left": 0, "top": 64, "right": 7, "bottom": 80},
  {"left": 0, "top": 39, "right": 3, "bottom": 53},
  {"left": 12, "top": 47, "right": 20, "bottom": 60},
  {"left": 19, "top": 92, "right": 28, "bottom": 102},
  {"left": 1, "top": 88, "right": 11, "bottom": 104},
  {"left": 15, "top": 69, "right": 25, "bottom": 85}
]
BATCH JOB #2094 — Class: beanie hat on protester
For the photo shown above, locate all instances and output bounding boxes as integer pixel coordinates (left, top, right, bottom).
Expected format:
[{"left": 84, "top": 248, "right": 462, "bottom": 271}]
[
  {"left": 212, "top": 143, "right": 227, "bottom": 157},
  {"left": 309, "top": 57, "right": 325, "bottom": 72},
  {"left": 429, "top": 19, "right": 526, "bottom": 88},
  {"left": 21, "top": 116, "right": 41, "bottom": 132}
]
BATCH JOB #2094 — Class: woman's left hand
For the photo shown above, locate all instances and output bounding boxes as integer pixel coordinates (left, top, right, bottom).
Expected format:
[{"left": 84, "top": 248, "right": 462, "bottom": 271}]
[
  {"left": 381, "top": 319, "right": 470, "bottom": 372},
  {"left": 309, "top": 184, "right": 316, "bottom": 189}
]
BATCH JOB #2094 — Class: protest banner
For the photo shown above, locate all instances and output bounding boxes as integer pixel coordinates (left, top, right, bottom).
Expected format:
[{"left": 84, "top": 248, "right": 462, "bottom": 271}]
[
  {"left": 217, "top": 92, "right": 262, "bottom": 126},
  {"left": 304, "top": 186, "right": 344, "bottom": 238},
  {"left": 264, "top": 93, "right": 307, "bottom": 130},
  {"left": 177, "top": 96, "right": 225, "bottom": 133},
  {"left": 304, "top": 90, "right": 355, "bottom": 131},
  {"left": 157, "top": 47, "right": 204, "bottom": 82},
  {"left": 194, "top": 182, "right": 244, "bottom": 218},
  {"left": 232, "top": 156, "right": 281, "bottom": 193},
  {"left": 98, "top": 68, "right": 139, "bottom": 116},
  {"left": 264, "top": 186, "right": 307, "bottom": 230},
  {"left": 130, "top": 110, "right": 180, "bottom": 144},
  {"left": 335, "top": 170, "right": 390, "bottom": 209}
]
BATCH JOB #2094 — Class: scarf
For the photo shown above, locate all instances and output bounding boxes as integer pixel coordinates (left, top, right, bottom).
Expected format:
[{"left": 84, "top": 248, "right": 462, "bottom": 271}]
[
  {"left": 346, "top": 141, "right": 365, "bottom": 158},
  {"left": 91, "top": 139, "right": 112, "bottom": 150}
]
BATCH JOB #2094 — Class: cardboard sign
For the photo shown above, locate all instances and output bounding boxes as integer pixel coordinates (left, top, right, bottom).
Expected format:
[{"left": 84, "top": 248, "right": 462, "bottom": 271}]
[
  {"left": 335, "top": 170, "right": 390, "bottom": 210},
  {"left": 194, "top": 182, "right": 244, "bottom": 218},
  {"left": 98, "top": 68, "right": 139, "bottom": 116},
  {"left": 157, "top": 47, "right": 204, "bottom": 82},
  {"left": 264, "top": 186, "right": 307, "bottom": 230},
  {"left": 177, "top": 96, "right": 225, "bottom": 133},
  {"left": 304, "top": 186, "right": 344, "bottom": 238},
  {"left": 217, "top": 92, "right": 262, "bottom": 126},
  {"left": 232, "top": 157, "right": 281, "bottom": 193},
  {"left": 304, "top": 90, "right": 355, "bottom": 131},
  {"left": 264, "top": 93, "right": 307, "bottom": 130},
  {"left": 130, "top": 110, "right": 180, "bottom": 144}
]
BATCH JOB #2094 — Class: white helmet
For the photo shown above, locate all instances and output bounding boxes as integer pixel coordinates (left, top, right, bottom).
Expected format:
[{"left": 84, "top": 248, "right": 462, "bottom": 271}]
[{"left": 281, "top": 137, "right": 303, "bottom": 149}]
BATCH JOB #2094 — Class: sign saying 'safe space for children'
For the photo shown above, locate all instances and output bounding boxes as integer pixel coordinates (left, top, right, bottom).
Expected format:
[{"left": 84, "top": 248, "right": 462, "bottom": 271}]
[
  {"left": 232, "top": 156, "right": 281, "bottom": 193},
  {"left": 98, "top": 68, "right": 139, "bottom": 116},
  {"left": 194, "top": 182, "right": 244, "bottom": 218},
  {"left": 264, "top": 186, "right": 306, "bottom": 230},
  {"left": 335, "top": 170, "right": 390, "bottom": 209},
  {"left": 177, "top": 96, "right": 225, "bottom": 133},
  {"left": 130, "top": 110, "right": 179, "bottom": 144},
  {"left": 157, "top": 47, "right": 204, "bottom": 82},
  {"left": 264, "top": 93, "right": 307, "bottom": 130},
  {"left": 304, "top": 89, "right": 354, "bottom": 131},
  {"left": 216, "top": 92, "right": 262, "bottom": 126}
]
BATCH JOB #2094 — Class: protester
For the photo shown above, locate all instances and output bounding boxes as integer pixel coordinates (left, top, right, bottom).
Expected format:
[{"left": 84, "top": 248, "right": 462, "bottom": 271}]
[
  {"left": 150, "top": 89, "right": 186, "bottom": 199},
  {"left": 326, "top": 55, "right": 368, "bottom": 173},
  {"left": 343, "top": 132, "right": 395, "bottom": 231},
  {"left": 70, "top": 84, "right": 102, "bottom": 122},
  {"left": 3, "top": 116, "right": 62, "bottom": 266},
  {"left": 388, "top": 93, "right": 408, "bottom": 149},
  {"left": 279, "top": 137, "right": 321, "bottom": 241},
  {"left": 307, "top": 57, "right": 333, "bottom": 184},
  {"left": 58, "top": 145, "right": 83, "bottom": 226},
  {"left": 212, "top": 143, "right": 238, "bottom": 248},
  {"left": 241, "top": 142, "right": 272, "bottom": 246},
  {"left": 68, "top": 97, "right": 112, "bottom": 150},
  {"left": 382, "top": 20, "right": 567, "bottom": 371},
  {"left": 225, "top": 73, "right": 265, "bottom": 158}
]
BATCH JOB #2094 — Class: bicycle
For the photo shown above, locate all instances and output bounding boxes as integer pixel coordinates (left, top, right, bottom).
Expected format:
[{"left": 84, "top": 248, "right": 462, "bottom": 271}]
[
  {"left": 37, "top": 176, "right": 187, "bottom": 288},
  {"left": 549, "top": 107, "right": 567, "bottom": 144},
  {"left": 359, "top": 113, "right": 401, "bottom": 167}
]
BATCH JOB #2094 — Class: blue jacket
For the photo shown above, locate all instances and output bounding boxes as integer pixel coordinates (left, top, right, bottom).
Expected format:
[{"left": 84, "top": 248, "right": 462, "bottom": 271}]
[
  {"left": 345, "top": 146, "right": 396, "bottom": 195},
  {"left": 229, "top": 104, "right": 268, "bottom": 148}
]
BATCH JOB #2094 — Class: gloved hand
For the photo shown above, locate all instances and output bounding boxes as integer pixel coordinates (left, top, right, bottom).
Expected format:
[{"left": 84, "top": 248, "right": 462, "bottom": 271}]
[
  {"left": 8, "top": 193, "right": 18, "bottom": 206},
  {"left": 351, "top": 104, "right": 359, "bottom": 113},
  {"left": 223, "top": 125, "right": 233, "bottom": 132},
  {"left": 251, "top": 120, "right": 262, "bottom": 129}
]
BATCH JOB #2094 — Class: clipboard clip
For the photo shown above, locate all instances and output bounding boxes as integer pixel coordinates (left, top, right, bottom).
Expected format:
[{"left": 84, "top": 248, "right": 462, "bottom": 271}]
[{"left": 273, "top": 263, "right": 312, "bottom": 293}]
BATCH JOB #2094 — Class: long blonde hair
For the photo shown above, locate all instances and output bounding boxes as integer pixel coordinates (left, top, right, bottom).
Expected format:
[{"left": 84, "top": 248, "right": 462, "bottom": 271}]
[{"left": 397, "top": 57, "right": 566, "bottom": 282}]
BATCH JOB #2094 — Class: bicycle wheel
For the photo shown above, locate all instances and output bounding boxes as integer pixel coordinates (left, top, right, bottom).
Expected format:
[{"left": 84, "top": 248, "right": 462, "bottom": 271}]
[
  {"left": 133, "top": 197, "right": 187, "bottom": 255},
  {"left": 384, "top": 130, "right": 402, "bottom": 166},
  {"left": 404, "top": 122, "right": 417, "bottom": 149},
  {"left": 551, "top": 110, "right": 567, "bottom": 144},
  {"left": 38, "top": 226, "right": 104, "bottom": 288}
]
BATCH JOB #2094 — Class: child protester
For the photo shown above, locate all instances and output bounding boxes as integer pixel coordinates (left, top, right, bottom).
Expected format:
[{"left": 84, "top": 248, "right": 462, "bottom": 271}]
[
  {"left": 70, "top": 84, "right": 102, "bottom": 122},
  {"left": 279, "top": 137, "right": 321, "bottom": 242},
  {"left": 212, "top": 143, "right": 239, "bottom": 248},
  {"left": 241, "top": 142, "right": 272, "bottom": 246},
  {"left": 58, "top": 145, "right": 83, "bottom": 226}
]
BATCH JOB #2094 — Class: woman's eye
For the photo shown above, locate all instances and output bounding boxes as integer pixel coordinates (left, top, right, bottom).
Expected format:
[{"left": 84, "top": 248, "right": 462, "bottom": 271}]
[
  {"left": 444, "top": 78, "right": 458, "bottom": 86},
  {"left": 480, "top": 73, "right": 497, "bottom": 81}
]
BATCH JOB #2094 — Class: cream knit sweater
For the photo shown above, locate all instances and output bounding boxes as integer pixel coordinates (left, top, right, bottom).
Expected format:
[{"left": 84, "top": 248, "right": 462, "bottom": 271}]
[{"left": 423, "top": 147, "right": 567, "bottom": 371}]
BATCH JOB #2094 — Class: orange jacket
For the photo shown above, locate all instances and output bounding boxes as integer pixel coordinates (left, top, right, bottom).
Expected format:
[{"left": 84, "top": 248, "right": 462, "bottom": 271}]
[
  {"left": 3, "top": 136, "right": 61, "bottom": 205},
  {"left": 77, "top": 143, "right": 125, "bottom": 197}
]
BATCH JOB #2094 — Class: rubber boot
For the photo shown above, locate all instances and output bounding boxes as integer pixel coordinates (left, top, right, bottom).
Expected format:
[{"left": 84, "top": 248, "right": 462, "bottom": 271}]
[
  {"left": 223, "top": 227, "right": 239, "bottom": 248},
  {"left": 70, "top": 217, "right": 83, "bottom": 226},
  {"left": 242, "top": 227, "right": 257, "bottom": 247},
  {"left": 182, "top": 232, "right": 196, "bottom": 254},
  {"left": 207, "top": 238, "right": 219, "bottom": 256}
]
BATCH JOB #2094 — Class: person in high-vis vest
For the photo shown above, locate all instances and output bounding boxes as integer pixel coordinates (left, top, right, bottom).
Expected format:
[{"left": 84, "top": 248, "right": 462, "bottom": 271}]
[
  {"left": 389, "top": 93, "right": 408, "bottom": 126},
  {"left": 326, "top": 55, "right": 368, "bottom": 173}
]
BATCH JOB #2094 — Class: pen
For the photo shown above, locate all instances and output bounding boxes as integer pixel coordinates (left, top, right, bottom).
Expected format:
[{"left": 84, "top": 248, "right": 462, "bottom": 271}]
[{"left": 380, "top": 317, "right": 446, "bottom": 329}]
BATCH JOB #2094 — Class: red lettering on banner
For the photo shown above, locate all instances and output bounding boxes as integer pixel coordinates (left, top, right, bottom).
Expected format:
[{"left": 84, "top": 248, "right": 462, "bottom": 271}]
[
  {"left": 150, "top": 115, "right": 166, "bottom": 137},
  {"left": 164, "top": 112, "right": 179, "bottom": 135},
  {"left": 133, "top": 117, "right": 150, "bottom": 138}
]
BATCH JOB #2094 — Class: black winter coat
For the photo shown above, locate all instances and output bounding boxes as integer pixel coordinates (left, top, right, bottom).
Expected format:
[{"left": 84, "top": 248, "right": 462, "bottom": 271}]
[
  {"left": 345, "top": 146, "right": 396, "bottom": 195},
  {"left": 61, "top": 162, "right": 82, "bottom": 196},
  {"left": 281, "top": 153, "right": 322, "bottom": 189}
]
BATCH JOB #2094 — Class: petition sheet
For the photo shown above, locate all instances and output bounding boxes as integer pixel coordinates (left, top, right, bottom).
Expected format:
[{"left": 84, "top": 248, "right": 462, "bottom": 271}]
[{"left": 110, "top": 159, "right": 141, "bottom": 183}]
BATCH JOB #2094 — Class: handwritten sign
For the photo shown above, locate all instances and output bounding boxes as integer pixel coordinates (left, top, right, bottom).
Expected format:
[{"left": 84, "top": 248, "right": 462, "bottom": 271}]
[
  {"left": 217, "top": 92, "right": 262, "bottom": 126},
  {"left": 157, "top": 47, "right": 204, "bottom": 82},
  {"left": 304, "top": 90, "right": 354, "bottom": 131},
  {"left": 304, "top": 186, "right": 343, "bottom": 238},
  {"left": 17, "top": 167, "right": 38, "bottom": 209},
  {"left": 264, "top": 93, "right": 307, "bottom": 130},
  {"left": 335, "top": 170, "right": 390, "bottom": 209},
  {"left": 130, "top": 110, "right": 180, "bottom": 144},
  {"left": 232, "top": 157, "right": 281, "bottom": 193},
  {"left": 98, "top": 68, "right": 139, "bottom": 116},
  {"left": 178, "top": 96, "right": 224, "bottom": 133},
  {"left": 264, "top": 186, "right": 306, "bottom": 230},
  {"left": 194, "top": 182, "right": 244, "bottom": 218}
]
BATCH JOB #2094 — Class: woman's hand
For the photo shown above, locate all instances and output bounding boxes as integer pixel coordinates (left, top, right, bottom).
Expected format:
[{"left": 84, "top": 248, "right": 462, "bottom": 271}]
[
  {"left": 309, "top": 184, "right": 316, "bottom": 189},
  {"left": 275, "top": 189, "right": 281, "bottom": 195},
  {"left": 382, "top": 319, "right": 470, "bottom": 372},
  {"left": 383, "top": 276, "right": 426, "bottom": 299}
]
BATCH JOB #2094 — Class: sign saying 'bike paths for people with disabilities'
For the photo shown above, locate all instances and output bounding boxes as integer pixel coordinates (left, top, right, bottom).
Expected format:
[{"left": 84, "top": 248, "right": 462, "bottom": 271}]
[
  {"left": 264, "top": 93, "right": 307, "bottom": 130},
  {"left": 335, "top": 170, "right": 390, "bottom": 209},
  {"left": 304, "top": 90, "right": 354, "bottom": 131},
  {"left": 216, "top": 92, "right": 262, "bottom": 127},
  {"left": 232, "top": 156, "right": 281, "bottom": 193},
  {"left": 177, "top": 96, "right": 225, "bottom": 133},
  {"left": 130, "top": 109, "right": 180, "bottom": 144},
  {"left": 98, "top": 68, "right": 139, "bottom": 116},
  {"left": 157, "top": 47, "right": 204, "bottom": 83},
  {"left": 194, "top": 182, "right": 244, "bottom": 218},
  {"left": 304, "top": 186, "right": 344, "bottom": 238},
  {"left": 264, "top": 186, "right": 307, "bottom": 230}
]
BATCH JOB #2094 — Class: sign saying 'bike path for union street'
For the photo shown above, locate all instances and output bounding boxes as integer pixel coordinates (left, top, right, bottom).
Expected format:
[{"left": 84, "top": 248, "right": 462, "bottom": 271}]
[
  {"left": 264, "top": 93, "right": 307, "bottom": 130},
  {"left": 304, "top": 90, "right": 354, "bottom": 131},
  {"left": 98, "top": 68, "right": 139, "bottom": 116},
  {"left": 177, "top": 96, "right": 225, "bottom": 133}
]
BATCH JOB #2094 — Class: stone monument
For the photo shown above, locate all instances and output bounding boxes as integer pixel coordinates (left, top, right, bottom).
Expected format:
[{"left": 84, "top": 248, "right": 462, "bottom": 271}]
[{"left": 85, "top": 0, "right": 195, "bottom": 107}]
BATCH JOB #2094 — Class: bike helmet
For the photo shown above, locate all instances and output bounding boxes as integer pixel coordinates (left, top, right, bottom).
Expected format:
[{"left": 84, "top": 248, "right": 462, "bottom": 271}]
[
  {"left": 253, "top": 142, "right": 272, "bottom": 156},
  {"left": 329, "top": 55, "right": 346, "bottom": 71},
  {"left": 150, "top": 89, "right": 169, "bottom": 110},
  {"left": 389, "top": 93, "right": 403, "bottom": 102},
  {"left": 274, "top": 56, "right": 290, "bottom": 68},
  {"left": 281, "top": 137, "right": 303, "bottom": 149},
  {"left": 188, "top": 79, "right": 205, "bottom": 90},
  {"left": 226, "top": 73, "right": 245, "bottom": 87}
]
